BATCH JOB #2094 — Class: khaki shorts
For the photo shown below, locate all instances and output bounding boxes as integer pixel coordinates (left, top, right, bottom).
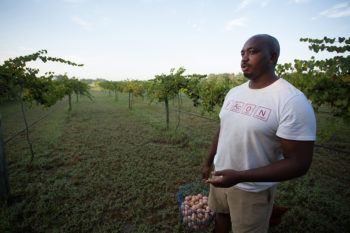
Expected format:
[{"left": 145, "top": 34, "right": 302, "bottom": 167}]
[{"left": 208, "top": 184, "right": 276, "bottom": 233}]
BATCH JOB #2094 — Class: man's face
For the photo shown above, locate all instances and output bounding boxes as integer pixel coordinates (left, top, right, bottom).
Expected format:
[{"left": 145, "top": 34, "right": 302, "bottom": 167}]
[{"left": 240, "top": 37, "right": 272, "bottom": 80}]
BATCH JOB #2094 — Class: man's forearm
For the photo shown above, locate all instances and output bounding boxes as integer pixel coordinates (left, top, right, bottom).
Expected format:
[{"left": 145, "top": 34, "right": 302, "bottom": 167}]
[
  {"left": 208, "top": 140, "right": 314, "bottom": 187},
  {"left": 240, "top": 139, "right": 314, "bottom": 183},
  {"left": 202, "top": 126, "right": 220, "bottom": 180},
  {"left": 237, "top": 156, "right": 311, "bottom": 183},
  {"left": 204, "top": 126, "right": 220, "bottom": 167},
  {"left": 209, "top": 157, "right": 311, "bottom": 187}
]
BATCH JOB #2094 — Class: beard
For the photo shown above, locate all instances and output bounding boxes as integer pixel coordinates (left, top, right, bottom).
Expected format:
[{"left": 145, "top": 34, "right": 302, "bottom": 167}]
[{"left": 242, "top": 71, "right": 255, "bottom": 80}]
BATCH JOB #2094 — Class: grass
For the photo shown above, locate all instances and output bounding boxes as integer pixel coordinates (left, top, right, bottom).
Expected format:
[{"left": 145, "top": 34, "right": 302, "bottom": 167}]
[{"left": 0, "top": 90, "right": 349, "bottom": 232}]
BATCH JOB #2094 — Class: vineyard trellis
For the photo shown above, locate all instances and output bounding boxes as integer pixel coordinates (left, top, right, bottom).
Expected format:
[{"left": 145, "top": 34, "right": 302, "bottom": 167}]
[
  {"left": 0, "top": 114, "right": 10, "bottom": 200},
  {"left": 3, "top": 100, "right": 66, "bottom": 144},
  {"left": 0, "top": 50, "right": 92, "bottom": 163}
]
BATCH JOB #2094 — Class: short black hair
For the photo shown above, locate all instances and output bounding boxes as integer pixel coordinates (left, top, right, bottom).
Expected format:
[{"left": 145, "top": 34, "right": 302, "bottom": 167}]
[{"left": 250, "top": 34, "right": 280, "bottom": 65}]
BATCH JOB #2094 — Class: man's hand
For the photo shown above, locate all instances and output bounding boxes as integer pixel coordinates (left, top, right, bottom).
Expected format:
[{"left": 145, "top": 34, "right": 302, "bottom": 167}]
[
  {"left": 206, "top": 169, "right": 241, "bottom": 188},
  {"left": 201, "top": 165, "right": 212, "bottom": 181}
]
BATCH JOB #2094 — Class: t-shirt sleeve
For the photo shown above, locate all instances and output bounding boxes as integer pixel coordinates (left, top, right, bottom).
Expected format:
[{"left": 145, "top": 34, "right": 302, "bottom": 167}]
[
  {"left": 219, "top": 88, "right": 235, "bottom": 119},
  {"left": 276, "top": 94, "right": 316, "bottom": 141}
]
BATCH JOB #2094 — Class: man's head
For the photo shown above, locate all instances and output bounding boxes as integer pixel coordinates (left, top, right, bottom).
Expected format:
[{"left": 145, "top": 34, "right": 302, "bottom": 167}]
[{"left": 240, "top": 34, "right": 280, "bottom": 80}]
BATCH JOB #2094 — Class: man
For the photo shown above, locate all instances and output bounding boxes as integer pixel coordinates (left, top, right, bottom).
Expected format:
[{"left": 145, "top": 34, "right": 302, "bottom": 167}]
[{"left": 201, "top": 34, "right": 316, "bottom": 233}]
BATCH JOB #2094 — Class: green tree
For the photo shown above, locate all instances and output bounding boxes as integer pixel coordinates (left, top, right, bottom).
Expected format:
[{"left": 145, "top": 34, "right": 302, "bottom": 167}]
[
  {"left": 195, "top": 74, "right": 244, "bottom": 114},
  {"left": 182, "top": 74, "right": 207, "bottom": 107},
  {"left": 55, "top": 75, "right": 92, "bottom": 111},
  {"left": 73, "top": 79, "right": 91, "bottom": 103},
  {"left": 97, "top": 80, "right": 112, "bottom": 95},
  {"left": 0, "top": 50, "right": 83, "bottom": 163},
  {"left": 149, "top": 67, "right": 186, "bottom": 129},
  {"left": 276, "top": 36, "right": 350, "bottom": 122},
  {"left": 97, "top": 81, "right": 123, "bottom": 100},
  {"left": 123, "top": 80, "right": 145, "bottom": 110}
]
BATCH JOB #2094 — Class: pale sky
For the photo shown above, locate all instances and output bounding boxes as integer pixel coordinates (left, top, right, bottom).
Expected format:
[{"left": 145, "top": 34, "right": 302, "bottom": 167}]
[{"left": 0, "top": 0, "right": 349, "bottom": 81}]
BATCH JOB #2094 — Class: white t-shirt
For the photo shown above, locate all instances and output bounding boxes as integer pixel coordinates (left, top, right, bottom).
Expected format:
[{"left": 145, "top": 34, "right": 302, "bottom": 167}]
[{"left": 214, "top": 78, "right": 316, "bottom": 192}]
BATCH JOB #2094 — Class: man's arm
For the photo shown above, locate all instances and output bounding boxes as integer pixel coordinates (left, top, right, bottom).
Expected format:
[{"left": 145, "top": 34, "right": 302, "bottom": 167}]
[
  {"left": 201, "top": 126, "right": 220, "bottom": 180},
  {"left": 207, "top": 138, "right": 314, "bottom": 187}
]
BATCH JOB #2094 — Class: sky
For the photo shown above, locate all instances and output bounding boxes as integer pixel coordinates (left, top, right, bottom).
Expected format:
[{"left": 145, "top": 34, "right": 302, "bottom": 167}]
[{"left": 0, "top": 0, "right": 349, "bottom": 81}]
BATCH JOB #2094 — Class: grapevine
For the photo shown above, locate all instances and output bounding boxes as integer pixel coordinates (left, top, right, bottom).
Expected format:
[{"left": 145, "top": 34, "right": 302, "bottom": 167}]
[
  {"left": 276, "top": 36, "right": 350, "bottom": 123},
  {"left": 0, "top": 50, "right": 84, "bottom": 163}
]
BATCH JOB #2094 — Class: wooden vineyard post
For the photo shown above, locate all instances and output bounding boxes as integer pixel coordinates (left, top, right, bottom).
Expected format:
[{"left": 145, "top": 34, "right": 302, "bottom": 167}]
[{"left": 0, "top": 114, "right": 10, "bottom": 200}]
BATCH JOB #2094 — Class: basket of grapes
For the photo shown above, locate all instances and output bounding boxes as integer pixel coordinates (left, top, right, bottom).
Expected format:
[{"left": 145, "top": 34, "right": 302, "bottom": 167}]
[{"left": 177, "top": 180, "right": 216, "bottom": 230}]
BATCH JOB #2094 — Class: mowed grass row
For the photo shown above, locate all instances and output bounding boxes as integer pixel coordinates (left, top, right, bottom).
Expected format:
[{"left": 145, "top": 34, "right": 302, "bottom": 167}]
[
  {"left": 1, "top": 90, "right": 218, "bottom": 232},
  {"left": 1, "top": 89, "right": 350, "bottom": 232}
]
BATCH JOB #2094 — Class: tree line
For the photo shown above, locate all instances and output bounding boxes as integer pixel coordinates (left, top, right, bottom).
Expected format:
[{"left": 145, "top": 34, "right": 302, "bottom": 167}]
[
  {"left": 97, "top": 69, "right": 245, "bottom": 129},
  {"left": 97, "top": 36, "right": 350, "bottom": 129}
]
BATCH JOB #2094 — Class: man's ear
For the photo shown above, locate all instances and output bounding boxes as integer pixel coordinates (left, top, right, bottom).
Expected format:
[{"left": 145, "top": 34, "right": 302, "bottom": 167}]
[{"left": 270, "top": 52, "right": 278, "bottom": 65}]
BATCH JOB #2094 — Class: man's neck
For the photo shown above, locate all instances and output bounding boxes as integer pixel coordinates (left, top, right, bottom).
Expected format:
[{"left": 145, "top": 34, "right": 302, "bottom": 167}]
[{"left": 248, "top": 73, "right": 279, "bottom": 89}]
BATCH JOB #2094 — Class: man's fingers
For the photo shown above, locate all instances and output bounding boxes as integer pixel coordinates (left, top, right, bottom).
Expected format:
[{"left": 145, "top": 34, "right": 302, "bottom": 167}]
[
  {"left": 211, "top": 170, "right": 224, "bottom": 176},
  {"left": 207, "top": 176, "right": 223, "bottom": 182},
  {"left": 207, "top": 178, "right": 223, "bottom": 187}
]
